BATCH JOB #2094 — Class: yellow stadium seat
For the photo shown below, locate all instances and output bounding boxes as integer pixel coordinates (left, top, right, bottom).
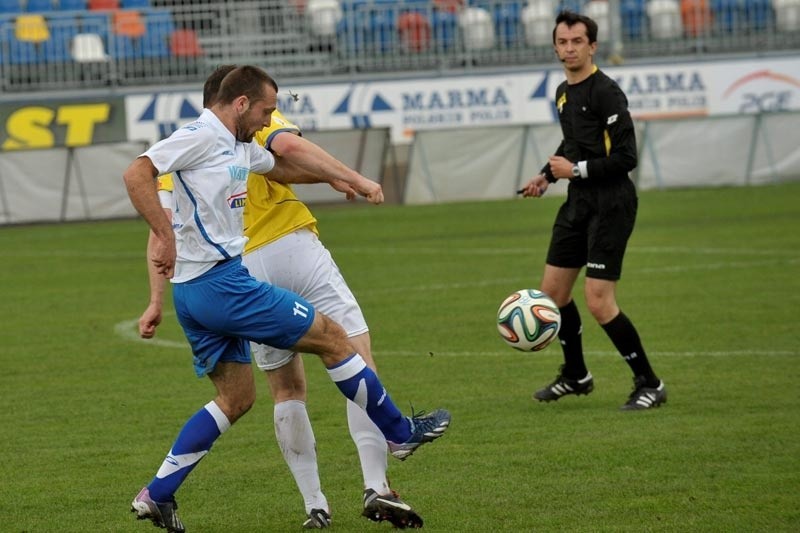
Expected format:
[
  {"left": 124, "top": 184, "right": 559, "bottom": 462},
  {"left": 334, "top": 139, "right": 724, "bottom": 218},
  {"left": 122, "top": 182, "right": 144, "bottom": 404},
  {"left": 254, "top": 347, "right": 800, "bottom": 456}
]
[{"left": 15, "top": 14, "right": 50, "bottom": 44}]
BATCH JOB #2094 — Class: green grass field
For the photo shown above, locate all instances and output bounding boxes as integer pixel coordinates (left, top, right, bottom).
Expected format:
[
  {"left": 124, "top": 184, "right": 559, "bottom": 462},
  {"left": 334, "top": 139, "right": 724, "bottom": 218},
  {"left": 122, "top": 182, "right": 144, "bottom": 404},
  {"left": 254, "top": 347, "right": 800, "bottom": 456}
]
[{"left": 1, "top": 182, "right": 798, "bottom": 532}]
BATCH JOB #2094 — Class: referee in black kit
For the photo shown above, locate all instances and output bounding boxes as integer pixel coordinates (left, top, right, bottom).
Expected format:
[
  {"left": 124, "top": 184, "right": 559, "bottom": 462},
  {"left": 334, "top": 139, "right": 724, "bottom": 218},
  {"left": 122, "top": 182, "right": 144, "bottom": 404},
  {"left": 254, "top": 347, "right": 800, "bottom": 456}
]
[{"left": 519, "top": 10, "right": 667, "bottom": 410}]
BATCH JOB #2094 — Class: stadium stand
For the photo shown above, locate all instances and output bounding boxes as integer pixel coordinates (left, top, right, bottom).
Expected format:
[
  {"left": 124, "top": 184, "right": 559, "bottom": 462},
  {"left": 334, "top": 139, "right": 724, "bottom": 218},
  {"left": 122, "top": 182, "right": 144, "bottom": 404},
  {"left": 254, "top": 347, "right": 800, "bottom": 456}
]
[{"left": 0, "top": 0, "right": 798, "bottom": 94}]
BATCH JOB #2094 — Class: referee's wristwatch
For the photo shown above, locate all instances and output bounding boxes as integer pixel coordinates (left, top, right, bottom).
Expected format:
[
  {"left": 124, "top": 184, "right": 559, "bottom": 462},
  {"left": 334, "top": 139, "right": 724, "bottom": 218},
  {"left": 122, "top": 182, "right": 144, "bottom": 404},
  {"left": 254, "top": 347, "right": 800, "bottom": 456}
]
[{"left": 571, "top": 163, "right": 581, "bottom": 178}]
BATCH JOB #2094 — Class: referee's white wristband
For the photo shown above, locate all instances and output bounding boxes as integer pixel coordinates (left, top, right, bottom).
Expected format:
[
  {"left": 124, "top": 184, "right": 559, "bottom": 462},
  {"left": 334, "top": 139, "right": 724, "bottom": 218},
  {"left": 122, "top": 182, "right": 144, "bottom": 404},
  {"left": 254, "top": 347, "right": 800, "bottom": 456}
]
[{"left": 578, "top": 160, "right": 589, "bottom": 178}]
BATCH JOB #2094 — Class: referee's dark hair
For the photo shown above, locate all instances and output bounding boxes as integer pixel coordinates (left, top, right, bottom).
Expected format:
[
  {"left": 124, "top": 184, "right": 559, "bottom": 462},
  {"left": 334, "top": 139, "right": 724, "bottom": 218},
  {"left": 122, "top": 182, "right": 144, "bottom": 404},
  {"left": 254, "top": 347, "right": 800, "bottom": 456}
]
[{"left": 553, "top": 10, "right": 599, "bottom": 44}]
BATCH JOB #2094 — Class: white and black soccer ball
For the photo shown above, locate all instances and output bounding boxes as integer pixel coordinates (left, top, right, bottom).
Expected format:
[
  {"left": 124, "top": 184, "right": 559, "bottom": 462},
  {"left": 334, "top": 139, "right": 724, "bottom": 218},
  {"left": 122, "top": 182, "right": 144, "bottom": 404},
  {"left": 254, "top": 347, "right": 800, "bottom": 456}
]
[{"left": 497, "top": 289, "right": 561, "bottom": 352}]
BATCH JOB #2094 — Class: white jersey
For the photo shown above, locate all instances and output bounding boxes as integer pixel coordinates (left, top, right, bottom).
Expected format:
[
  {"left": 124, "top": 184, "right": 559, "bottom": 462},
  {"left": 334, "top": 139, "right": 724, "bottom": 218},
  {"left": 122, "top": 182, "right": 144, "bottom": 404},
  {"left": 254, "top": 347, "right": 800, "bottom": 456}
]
[{"left": 143, "top": 109, "right": 275, "bottom": 282}]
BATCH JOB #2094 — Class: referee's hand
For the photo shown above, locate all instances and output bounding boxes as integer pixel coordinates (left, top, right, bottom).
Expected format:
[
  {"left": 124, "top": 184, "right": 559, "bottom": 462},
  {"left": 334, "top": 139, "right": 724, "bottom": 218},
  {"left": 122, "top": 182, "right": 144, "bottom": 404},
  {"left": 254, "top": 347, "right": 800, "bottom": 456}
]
[{"left": 519, "top": 174, "right": 549, "bottom": 198}]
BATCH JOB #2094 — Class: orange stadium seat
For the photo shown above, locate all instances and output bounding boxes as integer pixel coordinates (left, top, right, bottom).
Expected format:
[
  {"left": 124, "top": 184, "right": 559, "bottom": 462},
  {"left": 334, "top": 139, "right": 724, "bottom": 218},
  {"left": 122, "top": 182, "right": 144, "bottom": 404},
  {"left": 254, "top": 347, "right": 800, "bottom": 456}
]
[
  {"left": 681, "top": 0, "right": 713, "bottom": 36},
  {"left": 113, "top": 9, "right": 145, "bottom": 37}
]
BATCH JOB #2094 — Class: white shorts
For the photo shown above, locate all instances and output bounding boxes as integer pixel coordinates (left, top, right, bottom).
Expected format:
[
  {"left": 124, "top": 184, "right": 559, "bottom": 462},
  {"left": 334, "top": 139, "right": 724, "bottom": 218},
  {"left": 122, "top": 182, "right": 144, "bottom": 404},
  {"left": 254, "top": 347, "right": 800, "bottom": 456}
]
[{"left": 242, "top": 229, "right": 368, "bottom": 370}]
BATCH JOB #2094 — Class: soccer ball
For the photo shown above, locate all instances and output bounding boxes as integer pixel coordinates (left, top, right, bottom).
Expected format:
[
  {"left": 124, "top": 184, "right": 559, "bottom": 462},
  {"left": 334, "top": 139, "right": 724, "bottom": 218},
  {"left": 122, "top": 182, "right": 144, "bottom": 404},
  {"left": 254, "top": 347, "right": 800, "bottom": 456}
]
[{"left": 497, "top": 289, "right": 561, "bottom": 351}]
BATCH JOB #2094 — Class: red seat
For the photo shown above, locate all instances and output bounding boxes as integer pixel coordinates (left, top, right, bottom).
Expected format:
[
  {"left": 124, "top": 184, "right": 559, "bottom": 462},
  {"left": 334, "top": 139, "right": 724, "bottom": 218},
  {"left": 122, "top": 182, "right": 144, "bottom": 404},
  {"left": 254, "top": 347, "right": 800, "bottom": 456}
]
[
  {"left": 170, "top": 28, "right": 203, "bottom": 56},
  {"left": 88, "top": 0, "right": 120, "bottom": 9},
  {"left": 398, "top": 12, "right": 431, "bottom": 53}
]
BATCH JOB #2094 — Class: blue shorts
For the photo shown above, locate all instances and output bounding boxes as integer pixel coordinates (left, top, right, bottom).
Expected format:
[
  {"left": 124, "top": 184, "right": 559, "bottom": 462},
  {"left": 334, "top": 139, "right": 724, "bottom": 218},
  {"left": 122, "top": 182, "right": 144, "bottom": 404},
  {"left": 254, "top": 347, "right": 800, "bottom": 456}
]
[{"left": 172, "top": 257, "right": 316, "bottom": 377}]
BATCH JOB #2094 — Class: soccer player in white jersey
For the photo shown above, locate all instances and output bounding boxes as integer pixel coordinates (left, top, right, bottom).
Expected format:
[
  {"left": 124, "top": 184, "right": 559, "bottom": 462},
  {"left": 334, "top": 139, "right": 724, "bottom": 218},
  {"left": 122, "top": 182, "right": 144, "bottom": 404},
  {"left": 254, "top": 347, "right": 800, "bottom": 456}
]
[
  {"left": 124, "top": 65, "right": 450, "bottom": 533},
  {"left": 139, "top": 65, "right": 425, "bottom": 529}
]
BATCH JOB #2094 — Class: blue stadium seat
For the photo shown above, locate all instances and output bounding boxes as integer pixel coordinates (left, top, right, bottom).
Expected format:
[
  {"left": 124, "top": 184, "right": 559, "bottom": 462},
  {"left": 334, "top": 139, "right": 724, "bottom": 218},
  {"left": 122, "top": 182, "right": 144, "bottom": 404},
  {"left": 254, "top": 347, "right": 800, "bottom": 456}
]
[
  {"left": 557, "top": 0, "right": 585, "bottom": 14},
  {"left": 141, "top": 9, "right": 176, "bottom": 57},
  {"left": 336, "top": 7, "right": 397, "bottom": 55},
  {"left": 139, "top": 12, "right": 171, "bottom": 58},
  {"left": 121, "top": 0, "right": 150, "bottom": 7},
  {"left": 58, "top": 0, "right": 87, "bottom": 9},
  {"left": 340, "top": 0, "right": 368, "bottom": 12},
  {"left": 80, "top": 11, "right": 110, "bottom": 36},
  {"left": 0, "top": 0, "right": 21, "bottom": 14},
  {"left": 492, "top": 1, "right": 523, "bottom": 48},
  {"left": 431, "top": 8, "right": 457, "bottom": 50},
  {"left": 368, "top": 9, "right": 397, "bottom": 53},
  {"left": 7, "top": 38, "right": 41, "bottom": 64},
  {"left": 109, "top": 33, "right": 138, "bottom": 58},
  {"left": 620, "top": 0, "right": 647, "bottom": 39},
  {"left": 401, "top": 0, "right": 432, "bottom": 13},
  {"left": 27, "top": 0, "right": 55, "bottom": 11},
  {"left": 42, "top": 13, "right": 78, "bottom": 61},
  {"left": 336, "top": 13, "right": 369, "bottom": 54},
  {"left": 710, "top": 0, "right": 739, "bottom": 33},
  {"left": 144, "top": 9, "right": 175, "bottom": 37},
  {"left": 741, "top": 0, "right": 773, "bottom": 31}
]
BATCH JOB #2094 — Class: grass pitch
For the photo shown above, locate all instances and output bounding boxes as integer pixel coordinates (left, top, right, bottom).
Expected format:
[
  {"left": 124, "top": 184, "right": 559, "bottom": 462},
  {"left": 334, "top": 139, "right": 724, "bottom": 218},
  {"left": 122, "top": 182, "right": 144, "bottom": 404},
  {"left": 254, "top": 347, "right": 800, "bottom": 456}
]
[{"left": 1, "top": 182, "right": 798, "bottom": 532}]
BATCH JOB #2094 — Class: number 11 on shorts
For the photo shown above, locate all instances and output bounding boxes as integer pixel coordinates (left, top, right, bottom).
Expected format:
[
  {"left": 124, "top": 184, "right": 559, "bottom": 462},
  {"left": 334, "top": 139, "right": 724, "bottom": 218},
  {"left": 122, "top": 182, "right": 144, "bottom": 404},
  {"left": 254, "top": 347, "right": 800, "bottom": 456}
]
[{"left": 293, "top": 301, "right": 309, "bottom": 318}]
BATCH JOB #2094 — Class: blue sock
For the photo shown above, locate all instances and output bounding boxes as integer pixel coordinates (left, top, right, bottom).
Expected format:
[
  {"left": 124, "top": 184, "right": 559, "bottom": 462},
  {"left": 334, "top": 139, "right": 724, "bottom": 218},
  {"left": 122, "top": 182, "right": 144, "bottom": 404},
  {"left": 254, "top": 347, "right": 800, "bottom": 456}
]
[
  {"left": 327, "top": 354, "right": 411, "bottom": 444},
  {"left": 148, "top": 401, "right": 231, "bottom": 502}
]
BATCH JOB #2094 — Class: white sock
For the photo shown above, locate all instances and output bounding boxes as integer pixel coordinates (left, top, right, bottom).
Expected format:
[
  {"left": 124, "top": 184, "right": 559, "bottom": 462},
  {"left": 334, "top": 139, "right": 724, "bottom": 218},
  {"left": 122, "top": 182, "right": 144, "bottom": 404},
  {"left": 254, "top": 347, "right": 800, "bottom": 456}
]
[
  {"left": 274, "top": 400, "right": 329, "bottom": 514},
  {"left": 347, "top": 399, "right": 389, "bottom": 494}
]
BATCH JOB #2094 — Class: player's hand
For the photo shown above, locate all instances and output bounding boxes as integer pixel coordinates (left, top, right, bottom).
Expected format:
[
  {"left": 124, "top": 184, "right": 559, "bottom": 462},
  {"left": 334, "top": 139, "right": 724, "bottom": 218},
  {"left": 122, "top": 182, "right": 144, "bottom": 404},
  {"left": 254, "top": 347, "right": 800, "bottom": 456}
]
[
  {"left": 519, "top": 174, "right": 549, "bottom": 198},
  {"left": 150, "top": 233, "right": 176, "bottom": 278},
  {"left": 353, "top": 175, "right": 384, "bottom": 205},
  {"left": 138, "top": 302, "right": 162, "bottom": 338},
  {"left": 330, "top": 178, "right": 357, "bottom": 201}
]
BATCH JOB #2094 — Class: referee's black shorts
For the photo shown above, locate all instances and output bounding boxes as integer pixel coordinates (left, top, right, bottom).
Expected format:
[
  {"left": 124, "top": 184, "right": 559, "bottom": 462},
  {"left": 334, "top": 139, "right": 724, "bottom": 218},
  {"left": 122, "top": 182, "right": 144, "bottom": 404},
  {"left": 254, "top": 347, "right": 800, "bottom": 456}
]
[{"left": 546, "top": 178, "right": 638, "bottom": 281}]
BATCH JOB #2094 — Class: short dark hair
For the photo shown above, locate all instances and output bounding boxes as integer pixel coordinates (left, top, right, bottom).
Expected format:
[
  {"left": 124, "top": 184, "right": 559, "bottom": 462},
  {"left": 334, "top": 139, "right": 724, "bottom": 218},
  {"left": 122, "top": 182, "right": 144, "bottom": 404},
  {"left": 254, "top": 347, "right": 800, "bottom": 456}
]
[
  {"left": 553, "top": 10, "right": 598, "bottom": 44},
  {"left": 203, "top": 64, "right": 237, "bottom": 107},
  {"left": 215, "top": 65, "right": 279, "bottom": 107}
]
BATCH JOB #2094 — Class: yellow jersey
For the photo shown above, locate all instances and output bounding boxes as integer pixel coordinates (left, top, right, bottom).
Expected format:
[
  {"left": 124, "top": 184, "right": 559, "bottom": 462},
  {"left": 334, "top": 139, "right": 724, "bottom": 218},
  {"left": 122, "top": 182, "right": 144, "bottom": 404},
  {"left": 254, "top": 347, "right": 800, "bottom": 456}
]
[
  {"left": 156, "top": 109, "right": 318, "bottom": 256},
  {"left": 244, "top": 110, "right": 318, "bottom": 254}
]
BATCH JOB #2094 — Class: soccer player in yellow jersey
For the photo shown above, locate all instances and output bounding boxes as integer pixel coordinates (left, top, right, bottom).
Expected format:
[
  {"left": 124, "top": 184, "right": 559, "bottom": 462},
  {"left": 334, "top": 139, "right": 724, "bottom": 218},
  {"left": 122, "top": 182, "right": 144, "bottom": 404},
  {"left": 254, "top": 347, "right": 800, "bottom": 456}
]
[{"left": 139, "top": 66, "right": 427, "bottom": 529}]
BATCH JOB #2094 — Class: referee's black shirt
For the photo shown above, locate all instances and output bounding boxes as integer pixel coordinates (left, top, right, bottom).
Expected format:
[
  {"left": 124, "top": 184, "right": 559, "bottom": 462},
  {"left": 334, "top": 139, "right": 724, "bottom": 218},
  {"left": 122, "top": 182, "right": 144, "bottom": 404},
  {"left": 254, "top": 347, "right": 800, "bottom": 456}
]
[{"left": 542, "top": 67, "right": 638, "bottom": 187}]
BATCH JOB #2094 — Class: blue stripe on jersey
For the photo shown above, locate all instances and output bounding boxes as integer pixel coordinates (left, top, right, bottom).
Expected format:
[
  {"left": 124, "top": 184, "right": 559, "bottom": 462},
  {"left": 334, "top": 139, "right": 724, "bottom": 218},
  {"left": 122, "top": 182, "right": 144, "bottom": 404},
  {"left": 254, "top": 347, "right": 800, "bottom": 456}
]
[{"left": 175, "top": 170, "right": 230, "bottom": 259}]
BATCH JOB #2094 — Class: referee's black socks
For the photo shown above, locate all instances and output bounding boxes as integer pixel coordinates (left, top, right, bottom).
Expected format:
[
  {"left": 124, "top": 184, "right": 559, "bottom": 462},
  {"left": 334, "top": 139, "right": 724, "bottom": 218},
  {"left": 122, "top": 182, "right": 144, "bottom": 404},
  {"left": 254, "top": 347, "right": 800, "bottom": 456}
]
[
  {"left": 602, "top": 311, "right": 660, "bottom": 387},
  {"left": 558, "top": 299, "right": 588, "bottom": 379}
]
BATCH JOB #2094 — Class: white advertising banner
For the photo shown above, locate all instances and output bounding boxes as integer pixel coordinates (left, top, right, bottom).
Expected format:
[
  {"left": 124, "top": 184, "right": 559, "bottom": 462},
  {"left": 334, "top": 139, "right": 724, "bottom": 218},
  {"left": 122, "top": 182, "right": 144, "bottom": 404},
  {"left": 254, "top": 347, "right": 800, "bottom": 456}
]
[{"left": 124, "top": 56, "right": 800, "bottom": 145}]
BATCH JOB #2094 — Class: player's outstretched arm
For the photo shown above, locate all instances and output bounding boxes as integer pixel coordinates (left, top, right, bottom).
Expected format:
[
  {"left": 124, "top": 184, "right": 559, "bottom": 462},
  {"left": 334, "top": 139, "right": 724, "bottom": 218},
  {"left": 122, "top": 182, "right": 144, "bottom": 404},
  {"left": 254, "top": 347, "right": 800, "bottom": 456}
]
[{"left": 268, "top": 133, "right": 383, "bottom": 204}]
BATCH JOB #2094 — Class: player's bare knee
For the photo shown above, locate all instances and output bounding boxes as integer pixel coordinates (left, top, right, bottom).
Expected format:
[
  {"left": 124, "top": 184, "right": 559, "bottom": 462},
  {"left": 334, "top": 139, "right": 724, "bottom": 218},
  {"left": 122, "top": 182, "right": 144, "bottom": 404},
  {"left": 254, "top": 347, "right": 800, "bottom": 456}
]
[{"left": 217, "top": 392, "right": 254, "bottom": 423}]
